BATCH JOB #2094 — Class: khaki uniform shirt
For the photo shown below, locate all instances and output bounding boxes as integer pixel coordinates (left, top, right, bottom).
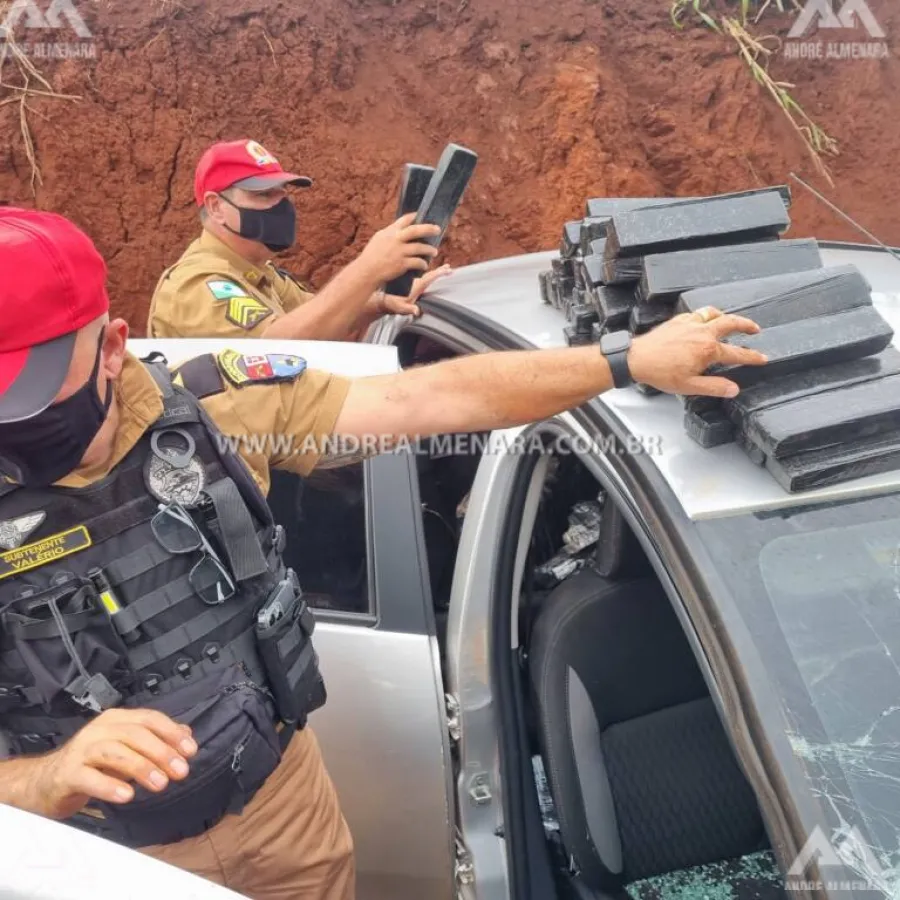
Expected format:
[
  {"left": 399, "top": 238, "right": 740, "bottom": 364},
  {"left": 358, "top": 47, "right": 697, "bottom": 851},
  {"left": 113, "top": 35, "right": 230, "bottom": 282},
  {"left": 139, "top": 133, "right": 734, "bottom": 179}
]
[
  {"left": 147, "top": 230, "right": 315, "bottom": 339},
  {"left": 56, "top": 351, "right": 351, "bottom": 495}
]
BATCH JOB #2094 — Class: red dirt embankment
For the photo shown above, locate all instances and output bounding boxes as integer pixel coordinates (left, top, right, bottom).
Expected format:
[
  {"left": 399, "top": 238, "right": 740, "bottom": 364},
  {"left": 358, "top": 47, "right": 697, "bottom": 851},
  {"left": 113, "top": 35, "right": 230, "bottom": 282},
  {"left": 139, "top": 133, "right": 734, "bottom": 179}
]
[{"left": 0, "top": 0, "right": 898, "bottom": 328}]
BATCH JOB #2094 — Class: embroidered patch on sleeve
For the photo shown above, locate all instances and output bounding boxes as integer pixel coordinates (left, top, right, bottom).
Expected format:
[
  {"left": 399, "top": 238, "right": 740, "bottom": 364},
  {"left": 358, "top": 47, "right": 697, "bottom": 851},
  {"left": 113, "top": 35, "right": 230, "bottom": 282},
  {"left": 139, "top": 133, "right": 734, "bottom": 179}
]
[
  {"left": 225, "top": 296, "right": 273, "bottom": 330},
  {"left": 206, "top": 280, "right": 248, "bottom": 301},
  {"left": 216, "top": 350, "right": 307, "bottom": 388},
  {"left": 268, "top": 354, "right": 308, "bottom": 379}
]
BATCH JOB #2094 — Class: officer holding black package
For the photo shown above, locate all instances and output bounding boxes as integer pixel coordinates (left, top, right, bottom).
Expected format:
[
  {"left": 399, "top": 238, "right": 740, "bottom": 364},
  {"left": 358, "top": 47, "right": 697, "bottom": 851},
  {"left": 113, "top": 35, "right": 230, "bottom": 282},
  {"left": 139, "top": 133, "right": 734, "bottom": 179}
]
[
  {"left": 146, "top": 139, "right": 452, "bottom": 342},
  {"left": 0, "top": 208, "right": 765, "bottom": 899}
]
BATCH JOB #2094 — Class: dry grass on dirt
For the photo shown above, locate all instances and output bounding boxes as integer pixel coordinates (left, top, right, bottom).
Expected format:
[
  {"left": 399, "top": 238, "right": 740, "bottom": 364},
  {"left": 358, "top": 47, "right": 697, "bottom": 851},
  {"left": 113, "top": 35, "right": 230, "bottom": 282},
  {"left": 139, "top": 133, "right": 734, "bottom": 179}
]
[{"left": 0, "top": 1, "right": 80, "bottom": 192}]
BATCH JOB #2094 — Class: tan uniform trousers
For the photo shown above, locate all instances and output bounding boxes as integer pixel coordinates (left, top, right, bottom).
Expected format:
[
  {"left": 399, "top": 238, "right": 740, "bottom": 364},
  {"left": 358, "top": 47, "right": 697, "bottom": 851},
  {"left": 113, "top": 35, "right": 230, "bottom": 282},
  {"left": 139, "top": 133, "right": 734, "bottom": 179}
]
[{"left": 140, "top": 727, "right": 355, "bottom": 900}]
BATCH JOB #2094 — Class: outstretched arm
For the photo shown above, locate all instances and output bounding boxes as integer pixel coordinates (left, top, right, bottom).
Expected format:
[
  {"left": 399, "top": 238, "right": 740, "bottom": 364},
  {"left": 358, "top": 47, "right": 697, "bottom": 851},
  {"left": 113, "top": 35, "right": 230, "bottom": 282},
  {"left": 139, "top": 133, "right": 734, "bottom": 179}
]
[{"left": 333, "top": 309, "right": 767, "bottom": 441}]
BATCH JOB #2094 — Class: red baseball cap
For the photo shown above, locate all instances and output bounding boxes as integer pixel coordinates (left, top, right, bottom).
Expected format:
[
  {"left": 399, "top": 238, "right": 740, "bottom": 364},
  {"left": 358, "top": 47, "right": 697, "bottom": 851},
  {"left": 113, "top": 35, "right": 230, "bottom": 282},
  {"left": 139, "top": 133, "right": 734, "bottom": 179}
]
[
  {"left": 193, "top": 139, "right": 313, "bottom": 206},
  {"left": 0, "top": 208, "right": 109, "bottom": 424}
]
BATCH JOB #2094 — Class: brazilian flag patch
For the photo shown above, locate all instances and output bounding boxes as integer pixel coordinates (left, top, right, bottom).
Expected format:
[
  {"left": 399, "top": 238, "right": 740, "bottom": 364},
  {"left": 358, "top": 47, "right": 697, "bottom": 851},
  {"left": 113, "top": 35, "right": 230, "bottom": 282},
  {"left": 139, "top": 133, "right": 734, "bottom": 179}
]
[
  {"left": 207, "top": 280, "right": 247, "bottom": 301},
  {"left": 206, "top": 280, "right": 273, "bottom": 330}
]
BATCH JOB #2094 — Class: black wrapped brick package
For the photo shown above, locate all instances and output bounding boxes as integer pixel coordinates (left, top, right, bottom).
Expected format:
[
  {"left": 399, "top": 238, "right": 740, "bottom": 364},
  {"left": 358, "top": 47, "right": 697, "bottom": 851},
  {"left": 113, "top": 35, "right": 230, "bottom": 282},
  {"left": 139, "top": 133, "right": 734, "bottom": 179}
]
[
  {"left": 570, "top": 303, "right": 599, "bottom": 334},
  {"left": 603, "top": 256, "right": 645, "bottom": 285},
  {"left": 764, "top": 432, "right": 900, "bottom": 493},
  {"left": 561, "top": 221, "right": 583, "bottom": 258},
  {"left": 548, "top": 275, "right": 561, "bottom": 310},
  {"left": 637, "top": 238, "right": 824, "bottom": 305},
  {"left": 629, "top": 301, "right": 672, "bottom": 334},
  {"left": 576, "top": 254, "right": 606, "bottom": 290},
  {"left": 604, "top": 190, "right": 790, "bottom": 260},
  {"left": 726, "top": 348, "right": 900, "bottom": 430},
  {"left": 564, "top": 325, "right": 593, "bottom": 346},
  {"left": 711, "top": 305, "right": 894, "bottom": 389},
  {"left": 684, "top": 405, "right": 737, "bottom": 449},
  {"left": 744, "top": 373, "right": 900, "bottom": 461},
  {"left": 678, "top": 264, "right": 872, "bottom": 327},
  {"left": 594, "top": 284, "right": 634, "bottom": 330},
  {"left": 585, "top": 185, "right": 791, "bottom": 220},
  {"left": 589, "top": 238, "right": 608, "bottom": 259},
  {"left": 580, "top": 218, "right": 611, "bottom": 257},
  {"left": 545, "top": 184, "right": 900, "bottom": 495}
]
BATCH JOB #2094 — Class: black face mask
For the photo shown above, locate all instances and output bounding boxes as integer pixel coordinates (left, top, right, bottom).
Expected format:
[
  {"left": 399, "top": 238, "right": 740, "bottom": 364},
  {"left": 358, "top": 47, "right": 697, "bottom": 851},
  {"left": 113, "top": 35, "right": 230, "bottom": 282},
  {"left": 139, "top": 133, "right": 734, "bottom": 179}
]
[
  {"left": 0, "top": 331, "right": 113, "bottom": 488},
  {"left": 220, "top": 195, "right": 297, "bottom": 253}
]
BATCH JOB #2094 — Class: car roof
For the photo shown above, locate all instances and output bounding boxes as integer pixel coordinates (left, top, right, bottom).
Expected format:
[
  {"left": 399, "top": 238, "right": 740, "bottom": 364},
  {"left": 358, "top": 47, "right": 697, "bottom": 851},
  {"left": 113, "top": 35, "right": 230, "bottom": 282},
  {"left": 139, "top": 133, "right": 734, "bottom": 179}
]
[{"left": 427, "top": 243, "right": 900, "bottom": 520}]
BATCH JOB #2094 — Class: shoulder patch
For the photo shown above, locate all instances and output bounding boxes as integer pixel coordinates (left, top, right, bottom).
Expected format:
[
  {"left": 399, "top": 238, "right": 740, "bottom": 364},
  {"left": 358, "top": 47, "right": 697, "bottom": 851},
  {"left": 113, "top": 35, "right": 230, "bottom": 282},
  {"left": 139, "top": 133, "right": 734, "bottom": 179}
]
[
  {"left": 216, "top": 350, "right": 307, "bottom": 388},
  {"left": 225, "top": 296, "right": 272, "bottom": 330},
  {"left": 207, "top": 279, "right": 249, "bottom": 301}
]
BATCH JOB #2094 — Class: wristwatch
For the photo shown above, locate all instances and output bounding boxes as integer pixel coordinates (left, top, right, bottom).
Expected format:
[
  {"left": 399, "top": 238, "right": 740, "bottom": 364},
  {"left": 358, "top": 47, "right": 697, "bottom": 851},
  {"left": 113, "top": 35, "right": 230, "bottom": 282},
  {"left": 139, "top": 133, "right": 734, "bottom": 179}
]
[{"left": 599, "top": 330, "right": 634, "bottom": 389}]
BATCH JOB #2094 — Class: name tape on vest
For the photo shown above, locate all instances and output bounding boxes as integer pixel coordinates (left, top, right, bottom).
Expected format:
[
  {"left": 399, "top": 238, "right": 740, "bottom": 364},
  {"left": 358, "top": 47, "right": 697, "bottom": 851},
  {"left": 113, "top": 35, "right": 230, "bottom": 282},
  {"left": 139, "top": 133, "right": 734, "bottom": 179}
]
[{"left": 0, "top": 526, "right": 93, "bottom": 581}]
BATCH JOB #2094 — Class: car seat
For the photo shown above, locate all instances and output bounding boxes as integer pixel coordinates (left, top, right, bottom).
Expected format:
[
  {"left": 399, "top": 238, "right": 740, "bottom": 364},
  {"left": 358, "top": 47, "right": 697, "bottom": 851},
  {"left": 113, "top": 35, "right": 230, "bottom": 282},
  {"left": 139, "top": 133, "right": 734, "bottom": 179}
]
[{"left": 528, "top": 545, "right": 782, "bottom": 898}]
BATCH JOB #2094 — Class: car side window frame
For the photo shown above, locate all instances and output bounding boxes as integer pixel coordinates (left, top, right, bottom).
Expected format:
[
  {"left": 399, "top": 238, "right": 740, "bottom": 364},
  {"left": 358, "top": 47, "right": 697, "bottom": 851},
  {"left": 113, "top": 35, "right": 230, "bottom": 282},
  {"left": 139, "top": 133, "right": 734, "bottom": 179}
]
[
  {"left": 290, "top": 450, "right": 435, "bottom": 636},
  {"left": 552, "top": 412, "right": 728, "bottom": 716},
  {"left": 268, "top": 462, "right": 377, "bottom": 626}
]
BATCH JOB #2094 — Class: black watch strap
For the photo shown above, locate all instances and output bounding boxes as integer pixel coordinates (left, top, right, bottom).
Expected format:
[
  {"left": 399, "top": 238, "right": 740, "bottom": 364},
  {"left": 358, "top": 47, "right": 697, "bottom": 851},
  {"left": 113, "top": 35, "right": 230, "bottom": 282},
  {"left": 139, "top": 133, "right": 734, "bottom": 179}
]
[
  {"left": 607, "top": 351, "right": 632, "bottom": 389},
  {"left": 600, "top": 331, "right": 634, "bottom": 389}
]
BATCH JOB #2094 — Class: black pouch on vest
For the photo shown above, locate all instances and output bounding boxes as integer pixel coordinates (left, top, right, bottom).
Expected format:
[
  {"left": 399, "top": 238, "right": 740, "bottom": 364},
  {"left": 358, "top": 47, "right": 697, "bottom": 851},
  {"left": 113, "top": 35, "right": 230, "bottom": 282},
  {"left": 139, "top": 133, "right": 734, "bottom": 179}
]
[
  {"left": 95, "top": 663, "right": 283, "bottom": 848},
  {"left": 2, "top": 578, "right": 132, "bottom": 711},
  {"left": 255, "top": 575, "right": 325, "bottom": 728}
]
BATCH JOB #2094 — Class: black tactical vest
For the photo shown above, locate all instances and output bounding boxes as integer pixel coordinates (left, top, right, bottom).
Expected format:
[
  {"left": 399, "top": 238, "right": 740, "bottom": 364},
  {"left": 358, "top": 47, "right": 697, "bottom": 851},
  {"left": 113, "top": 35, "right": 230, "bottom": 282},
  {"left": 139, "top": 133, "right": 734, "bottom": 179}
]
[{"left": 0, "top": 357, "right": 324, "bottom": 848}]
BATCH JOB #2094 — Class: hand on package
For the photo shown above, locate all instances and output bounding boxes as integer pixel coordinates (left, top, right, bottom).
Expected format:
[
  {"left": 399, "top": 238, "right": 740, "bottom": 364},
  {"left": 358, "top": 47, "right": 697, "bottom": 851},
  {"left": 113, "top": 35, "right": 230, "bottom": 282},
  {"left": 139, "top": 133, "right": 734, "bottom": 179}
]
[
  {"left": 358, "top": 212, "right": 441, "bottom": 284},
  {"left": 378, "top": 264, "right": 454, "bottom": 318},
  {"left": 628, "top": 306, "right": 768, "bottom": 398}
]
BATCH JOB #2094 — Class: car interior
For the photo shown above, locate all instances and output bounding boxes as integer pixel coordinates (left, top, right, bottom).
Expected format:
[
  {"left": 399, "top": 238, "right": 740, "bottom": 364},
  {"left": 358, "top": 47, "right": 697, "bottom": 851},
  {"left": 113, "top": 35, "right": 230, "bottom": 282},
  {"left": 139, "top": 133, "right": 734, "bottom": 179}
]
[
  {"left": 396, "top": 331, "right": 788, "bottom": 900},
  {"left": 269, "top": 465, "right": 370, "bottom": 614},
  {"left": 519, "top": 457, "right": 786, "bottom": 900}
]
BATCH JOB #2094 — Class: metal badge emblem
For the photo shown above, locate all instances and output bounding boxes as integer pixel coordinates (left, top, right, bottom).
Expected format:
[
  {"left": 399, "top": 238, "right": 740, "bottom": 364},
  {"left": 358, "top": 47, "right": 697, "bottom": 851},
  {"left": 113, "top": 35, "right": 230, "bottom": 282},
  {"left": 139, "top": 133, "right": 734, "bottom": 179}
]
[
  {"left": 0, "top": 511, "right": 46, "bottom": 551},
  {"left": 144, "top": 429, "right": 206, "bottom": 508}
]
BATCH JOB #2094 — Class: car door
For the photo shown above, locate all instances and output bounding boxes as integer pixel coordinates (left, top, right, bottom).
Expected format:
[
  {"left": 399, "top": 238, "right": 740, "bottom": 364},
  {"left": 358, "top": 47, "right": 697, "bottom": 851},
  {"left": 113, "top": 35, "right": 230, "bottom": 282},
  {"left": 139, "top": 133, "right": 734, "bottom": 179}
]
[
  {"left": 132, "top": 338, "right": 456, "bottom": 900},
  {"left": 447, "top": 410, "right": 762, "bottom": 900},
  {"left": 443, "top": 415, "right": 653, "bottom": 900},
  {"left": 289, "top": 451, "right": 456, "bottom": 900}
]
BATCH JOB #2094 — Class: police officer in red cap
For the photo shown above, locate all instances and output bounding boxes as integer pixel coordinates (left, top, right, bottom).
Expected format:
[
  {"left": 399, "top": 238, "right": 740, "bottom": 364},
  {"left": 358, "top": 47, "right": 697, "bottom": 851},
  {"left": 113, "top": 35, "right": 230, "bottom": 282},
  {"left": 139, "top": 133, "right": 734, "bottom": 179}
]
[
  {"left": 146, "top": 138, "right": 451, "bottom": 341},
  {"left": 0, "top": 207, "right": 765, "bottom": 899},
  {"left": 0, "top": 207, "right": 359, "bottom": 899}
]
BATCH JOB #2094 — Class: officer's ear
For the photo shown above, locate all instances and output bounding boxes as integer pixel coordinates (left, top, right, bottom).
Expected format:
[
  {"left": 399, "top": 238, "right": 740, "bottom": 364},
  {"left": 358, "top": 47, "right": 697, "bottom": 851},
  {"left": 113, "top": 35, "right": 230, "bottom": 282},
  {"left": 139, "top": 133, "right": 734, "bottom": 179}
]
[
  {"left": 100, "top": 318, "right": 129, "bottom": 383},
  {"left": 200, "top": 191, "right": 234, "bottom": 226},
  {"left": 203, "top": 191, "right": 229, "bottom": 226}
]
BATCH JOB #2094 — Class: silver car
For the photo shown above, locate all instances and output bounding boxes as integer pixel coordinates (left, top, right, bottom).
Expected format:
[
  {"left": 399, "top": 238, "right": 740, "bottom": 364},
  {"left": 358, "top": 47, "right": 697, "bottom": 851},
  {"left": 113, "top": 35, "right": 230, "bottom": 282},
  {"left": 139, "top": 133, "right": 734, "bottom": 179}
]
[{"left": 3, "top": 242, "right": 900, "bottom": 900}]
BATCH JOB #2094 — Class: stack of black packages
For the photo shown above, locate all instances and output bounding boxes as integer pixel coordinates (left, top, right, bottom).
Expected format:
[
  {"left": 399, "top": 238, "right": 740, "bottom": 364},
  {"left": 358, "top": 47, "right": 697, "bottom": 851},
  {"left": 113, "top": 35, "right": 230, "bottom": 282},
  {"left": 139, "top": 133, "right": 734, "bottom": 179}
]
[
  {"left": 541, "top": 186, "right": 806, "bottom": 394},
  {"left": 540, "top": 184, "right": 900, "bottom": 492},
  {"left": 541, "top": 197, "right": 683, "bottom": 340},
  {"left": 677, "top": 266, "right": 898, "bottom": 492}
]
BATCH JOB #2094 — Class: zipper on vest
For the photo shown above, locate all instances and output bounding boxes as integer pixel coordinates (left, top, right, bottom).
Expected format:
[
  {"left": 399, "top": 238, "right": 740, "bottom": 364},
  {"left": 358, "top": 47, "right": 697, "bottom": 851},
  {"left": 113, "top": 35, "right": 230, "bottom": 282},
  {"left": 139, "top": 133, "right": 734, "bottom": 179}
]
[{"left": 231, "top": 741, "right": 246, "bottom": 774}]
